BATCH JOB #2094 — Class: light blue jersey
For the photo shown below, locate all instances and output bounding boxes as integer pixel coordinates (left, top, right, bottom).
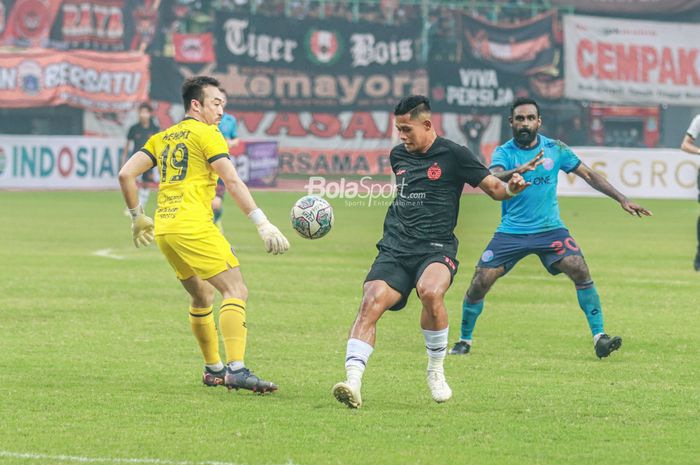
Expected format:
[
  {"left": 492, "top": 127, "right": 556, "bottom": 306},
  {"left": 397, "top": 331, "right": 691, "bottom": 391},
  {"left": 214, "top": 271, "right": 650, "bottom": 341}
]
[
  {"left": 491, "top": 135, "right": 581, "bottom": 234},
  {"left": 218, "top": 113, "right": 238, "bottom": 140}
]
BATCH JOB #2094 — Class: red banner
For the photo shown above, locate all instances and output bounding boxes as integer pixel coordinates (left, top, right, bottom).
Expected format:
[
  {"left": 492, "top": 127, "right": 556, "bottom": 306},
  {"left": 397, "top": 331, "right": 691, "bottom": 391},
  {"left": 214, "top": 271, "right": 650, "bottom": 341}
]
[
  {"left": 279, "top": 148, "right": 392, "bottom": 176},
  {"left": 173, "top": 33, "right": 214, "bottom": 63},
  {"left": 0, "top": 49, "right": 150, "bottom": 112},
  {"left": 1, "top": 0, "right": 62, "bottom": 47}
]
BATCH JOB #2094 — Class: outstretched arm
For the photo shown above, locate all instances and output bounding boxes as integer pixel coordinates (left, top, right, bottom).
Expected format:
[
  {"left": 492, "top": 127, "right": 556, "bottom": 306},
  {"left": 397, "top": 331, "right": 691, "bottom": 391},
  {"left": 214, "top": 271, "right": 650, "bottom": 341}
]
[
  {"left": 491, "top": 150, "right": 544, "bottom": 181},
  {"left": 573, "top": 162, "right": 652, "bottom": 217},
  {"left": 211, "top": 157, "right": 257, "bottom": 215},
  {"left": 478, "top": 172, "right": 529, "bottom": 200},
  {"left": 211, "top": 157, "right": 289, "bottom": 254},
  {"left": 680, "top": 134, "right": 700, "bottom": 156}
]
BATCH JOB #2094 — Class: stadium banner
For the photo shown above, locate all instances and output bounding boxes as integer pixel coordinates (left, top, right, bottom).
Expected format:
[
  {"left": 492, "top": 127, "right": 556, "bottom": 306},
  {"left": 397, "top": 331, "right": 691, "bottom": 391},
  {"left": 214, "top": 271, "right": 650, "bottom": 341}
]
[
  {"left": 0, "top": 48, "right": 150, "bottom": 112},
  {"left": 564, "top": 14, "right": 700, "bottom": 106},
  {"left": 558, "top": 147, "right": 699, "bottom": 199},
  {"left": 173, "top": 33, "right": 215, "bottom": 63},
  {"left": 458, "top": 11, "right": 559, "bottom": 75},
  {"left": 230, "top": 140, "right": 279, "bottom": 187},
  {"left": 231, "top": 111, "right": 501, "bottom": 174},
  {"left": 428, "top": 61, "right": 520, "bottom": 114},
  {"left": 209, "top": 13, "right": 425, "bottom": 110},
  {"left": 46, "top": 0, "right": 159, "bottom": 51},
  {"left": 551, "top": 0, "right": 700, "bottom": 14},
  {"left": 429, "top": 12, "right": 562, "bottom": 113},
  {"left": 279, "top": 148, "right": 392, "bottom": 176},
  {"left": 1, "top": 0, "right": 62, "bottom": 48},
  {"left": 214, "top": 13, "right": 421, "bottom": 71},
  {"left": 0, "top": 135, "right": 124, "bottom": 190}
]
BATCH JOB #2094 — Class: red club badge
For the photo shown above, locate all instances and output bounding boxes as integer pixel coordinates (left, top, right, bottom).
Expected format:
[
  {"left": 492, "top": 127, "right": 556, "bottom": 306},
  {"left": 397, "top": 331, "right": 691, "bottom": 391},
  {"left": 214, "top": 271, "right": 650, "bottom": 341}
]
[{"left": 427, "top": 163, "right": 442, "bottom": 180}]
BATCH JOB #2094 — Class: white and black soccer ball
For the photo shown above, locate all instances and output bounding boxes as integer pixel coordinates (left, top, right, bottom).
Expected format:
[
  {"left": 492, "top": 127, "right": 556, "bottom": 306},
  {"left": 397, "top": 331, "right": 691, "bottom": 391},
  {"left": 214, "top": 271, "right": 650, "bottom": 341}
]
[{"left": 290, "top": 195, "right": 333, "bottom": 239}]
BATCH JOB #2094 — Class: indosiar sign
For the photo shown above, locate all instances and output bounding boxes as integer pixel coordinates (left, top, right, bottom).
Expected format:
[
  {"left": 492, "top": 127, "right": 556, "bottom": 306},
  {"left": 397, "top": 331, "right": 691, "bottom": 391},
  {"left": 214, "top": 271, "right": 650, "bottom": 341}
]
[{"left": 0, "top": 136, "right": 124, "bottom": 190}]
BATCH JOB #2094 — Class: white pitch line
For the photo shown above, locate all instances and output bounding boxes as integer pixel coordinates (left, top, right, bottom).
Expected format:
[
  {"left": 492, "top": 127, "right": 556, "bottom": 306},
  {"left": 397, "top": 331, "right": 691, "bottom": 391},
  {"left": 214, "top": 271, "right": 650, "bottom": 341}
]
[
  {"left": 0, "top": 450, "right": 298, "bottom": 465},
  {"left": 92, "top": 248, "right": 125, "bottom": 260}
]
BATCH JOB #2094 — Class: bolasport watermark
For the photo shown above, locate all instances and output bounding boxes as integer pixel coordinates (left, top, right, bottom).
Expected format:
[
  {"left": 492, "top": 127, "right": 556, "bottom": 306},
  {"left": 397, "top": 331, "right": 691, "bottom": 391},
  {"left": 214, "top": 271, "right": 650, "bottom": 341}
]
[{"left": 304, "top": 175, "right": 426, "bottom": 207}]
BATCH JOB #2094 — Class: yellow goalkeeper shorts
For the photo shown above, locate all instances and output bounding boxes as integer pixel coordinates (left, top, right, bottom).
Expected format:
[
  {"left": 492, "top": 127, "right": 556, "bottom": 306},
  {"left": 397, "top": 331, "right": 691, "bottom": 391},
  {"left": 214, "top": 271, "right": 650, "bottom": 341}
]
[{"left": 156, "top": 229, "right": 240, "bottom": 280}]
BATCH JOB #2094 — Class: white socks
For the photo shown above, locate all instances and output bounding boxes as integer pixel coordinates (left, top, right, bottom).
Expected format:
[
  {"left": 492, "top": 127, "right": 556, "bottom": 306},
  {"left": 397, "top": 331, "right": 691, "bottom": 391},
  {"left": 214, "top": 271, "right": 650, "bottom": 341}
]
[
  {"left": 345, "top": 338, "right": 373, "bottom": 386},
  {"left": 423, "top": 327, "right": 448, "bottom": 373},
  {"left": 227, "top": 361, "right": 244, "bottom": 371},
  {"left": 206, "top": 362, "right": 224, "bottom": 372},
  {"left": 593, "top": 332, "right": 604, "bottom": 345}
]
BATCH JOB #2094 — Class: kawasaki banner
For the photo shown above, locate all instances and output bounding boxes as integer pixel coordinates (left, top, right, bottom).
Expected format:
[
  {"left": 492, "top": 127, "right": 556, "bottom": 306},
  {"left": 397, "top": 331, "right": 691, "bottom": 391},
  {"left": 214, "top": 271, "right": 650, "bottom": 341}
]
[{"left": 211, "top": 13, "right": 425, "bottom": 110}]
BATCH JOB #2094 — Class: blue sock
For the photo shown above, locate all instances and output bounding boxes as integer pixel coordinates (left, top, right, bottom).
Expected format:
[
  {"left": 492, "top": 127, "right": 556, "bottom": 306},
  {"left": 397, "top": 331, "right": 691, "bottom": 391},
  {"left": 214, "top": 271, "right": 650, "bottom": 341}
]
[
  {"left": 213, "top": 208, "right": 223, "bottom": 223},
  {"left": 576, "top": 281, "right": 604, "bottom": 336},
  {"left": 460, "top": 299, "right": 484, "bottom": 341}
]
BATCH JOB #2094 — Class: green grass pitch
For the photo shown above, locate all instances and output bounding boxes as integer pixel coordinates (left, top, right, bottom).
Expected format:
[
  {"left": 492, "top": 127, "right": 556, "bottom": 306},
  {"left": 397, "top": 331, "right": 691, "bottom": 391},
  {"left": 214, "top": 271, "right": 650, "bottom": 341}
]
[{"left": 0, "top": 191, "right": 698, "bottom": 465}]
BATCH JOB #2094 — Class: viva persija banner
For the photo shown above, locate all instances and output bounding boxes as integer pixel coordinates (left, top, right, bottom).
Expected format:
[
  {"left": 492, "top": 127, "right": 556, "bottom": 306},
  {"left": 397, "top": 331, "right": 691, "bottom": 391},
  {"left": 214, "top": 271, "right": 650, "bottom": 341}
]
[{"left": 428, "top": 11, "right": 561, "bottom": 113}]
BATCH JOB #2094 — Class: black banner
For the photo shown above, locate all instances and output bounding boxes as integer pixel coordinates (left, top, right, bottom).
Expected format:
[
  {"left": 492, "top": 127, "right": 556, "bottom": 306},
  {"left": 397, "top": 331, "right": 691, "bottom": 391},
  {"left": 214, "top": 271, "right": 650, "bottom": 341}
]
[
  {"left": 47, "top": 0, "right": 157, "bottom": 51},
  {"left": 214, "top": 13, "right": 422, "bottom": 72},
  {"left": 459, "top": 11, "right": 558, "bottom": 75},
  {"left": 191, "top": 14, "right": 424, "bottom": 111},
  {"left": 429, "top": 10, "right": 563, "bottom": 113},
  {"left": 429, "top": 61, "right": 525, "bottom": 113}
]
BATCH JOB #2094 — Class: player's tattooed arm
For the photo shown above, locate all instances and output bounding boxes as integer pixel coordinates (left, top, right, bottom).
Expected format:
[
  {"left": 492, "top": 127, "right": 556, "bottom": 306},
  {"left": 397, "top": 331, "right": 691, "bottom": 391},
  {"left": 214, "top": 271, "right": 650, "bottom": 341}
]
[
  {"left": 490, "top": 150, "right": 544, "bottom": 181},
  {"left": 573, "top": 163, "right": 653, "bottom": 217}
]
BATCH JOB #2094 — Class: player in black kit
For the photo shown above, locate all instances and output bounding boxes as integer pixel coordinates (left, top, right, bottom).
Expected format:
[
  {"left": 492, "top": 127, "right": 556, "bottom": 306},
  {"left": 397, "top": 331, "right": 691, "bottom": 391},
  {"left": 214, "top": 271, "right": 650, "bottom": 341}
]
[{"left": 332, "top": 95, "right": 532, "bottom": 408}]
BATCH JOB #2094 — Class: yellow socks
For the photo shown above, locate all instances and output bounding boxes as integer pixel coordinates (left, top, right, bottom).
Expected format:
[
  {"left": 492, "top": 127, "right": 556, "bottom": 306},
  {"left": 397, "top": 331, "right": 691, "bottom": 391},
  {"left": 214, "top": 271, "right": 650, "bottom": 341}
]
[
  {"left": 219, "top": 298, "right": 247, "bottom": 364},
  {"left": 188, "top": 306, "right": 221, "bottom": 365}
]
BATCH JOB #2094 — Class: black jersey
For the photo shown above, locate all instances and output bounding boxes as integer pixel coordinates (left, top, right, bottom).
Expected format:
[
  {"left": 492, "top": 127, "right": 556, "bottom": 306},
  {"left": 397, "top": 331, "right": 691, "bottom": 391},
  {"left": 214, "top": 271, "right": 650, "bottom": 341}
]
[
  {"left": 127, "top": 120, "right": 160, "bottom": 154},
  {"left": 377, "top": 137, "right": 490, "bottom": 256}
]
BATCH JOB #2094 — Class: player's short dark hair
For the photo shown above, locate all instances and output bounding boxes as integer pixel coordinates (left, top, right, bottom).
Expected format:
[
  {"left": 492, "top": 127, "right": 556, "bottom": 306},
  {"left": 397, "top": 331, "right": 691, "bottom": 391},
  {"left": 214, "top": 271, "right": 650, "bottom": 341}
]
[
  {"left": 511, "top": 97, "right": 540, "bottom": 117},
  {"left": 394, "top": 95, "right": 431, "bottom": 119},
  {"left": 219, "top": 87, "right": 227, "bottom": 97},
  {"left": 182, "top": 76, "right": 221, "bottom": 111},
  {"left": 138, "top": 102, "right": 152, "bottom": 112}
]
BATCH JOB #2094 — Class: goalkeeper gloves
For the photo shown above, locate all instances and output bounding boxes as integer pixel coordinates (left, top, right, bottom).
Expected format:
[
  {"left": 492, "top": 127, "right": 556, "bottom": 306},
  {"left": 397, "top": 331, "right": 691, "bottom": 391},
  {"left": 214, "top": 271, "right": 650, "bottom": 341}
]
[
  {"left": 129, "top": 204, "right": 154, "bottom": 248},
  {"left": 248, "top": 208, "right": 290, "bottom": 255}
]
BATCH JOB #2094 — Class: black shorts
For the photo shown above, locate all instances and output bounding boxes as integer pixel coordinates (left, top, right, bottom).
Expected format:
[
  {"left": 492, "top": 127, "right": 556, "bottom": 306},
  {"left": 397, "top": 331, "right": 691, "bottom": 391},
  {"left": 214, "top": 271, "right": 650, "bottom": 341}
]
[{"left": 365, "top": 247, "right": 459, "bottom": 311}]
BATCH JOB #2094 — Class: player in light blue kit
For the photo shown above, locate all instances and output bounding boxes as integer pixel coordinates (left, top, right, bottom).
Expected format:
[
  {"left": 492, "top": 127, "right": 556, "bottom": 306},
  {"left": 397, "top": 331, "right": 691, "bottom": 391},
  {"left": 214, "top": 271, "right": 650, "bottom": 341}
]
[
  {"left": 212, "top": 87, "right": 240, "bottom": 232},
  {"left": 450, "top": 98, "right": 652, "bottom": 359}
]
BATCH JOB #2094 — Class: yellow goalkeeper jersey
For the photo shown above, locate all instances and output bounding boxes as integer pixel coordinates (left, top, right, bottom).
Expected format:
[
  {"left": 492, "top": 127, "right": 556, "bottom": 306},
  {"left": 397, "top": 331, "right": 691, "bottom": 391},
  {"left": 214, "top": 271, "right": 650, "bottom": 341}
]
[{"left": 142, "top": 117, "right": 230, "bottom": 235}]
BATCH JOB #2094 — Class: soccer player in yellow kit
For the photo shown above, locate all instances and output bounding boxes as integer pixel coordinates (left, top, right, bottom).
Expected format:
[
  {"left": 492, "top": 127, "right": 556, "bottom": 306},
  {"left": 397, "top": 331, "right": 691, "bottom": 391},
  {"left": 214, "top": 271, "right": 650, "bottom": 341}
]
[{"left": 118, "top": 76, "right": 289, "bottom": 393}]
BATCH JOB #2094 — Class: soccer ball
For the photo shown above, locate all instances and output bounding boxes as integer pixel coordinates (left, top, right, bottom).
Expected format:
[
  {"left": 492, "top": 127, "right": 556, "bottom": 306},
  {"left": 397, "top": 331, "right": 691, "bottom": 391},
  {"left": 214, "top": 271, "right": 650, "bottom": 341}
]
[{"left": 290, "top": 195, "right": 333, "bottom": 239}]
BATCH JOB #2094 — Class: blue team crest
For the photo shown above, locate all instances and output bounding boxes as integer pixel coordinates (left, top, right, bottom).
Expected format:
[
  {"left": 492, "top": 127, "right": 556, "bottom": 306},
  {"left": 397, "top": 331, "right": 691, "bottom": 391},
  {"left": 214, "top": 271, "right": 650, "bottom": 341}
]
[
  {"left": 481, "top": 250, "right": 494, "bottom": 262},
  {"left": 542, "top": 157, "right": 554, "bottom": 171}
]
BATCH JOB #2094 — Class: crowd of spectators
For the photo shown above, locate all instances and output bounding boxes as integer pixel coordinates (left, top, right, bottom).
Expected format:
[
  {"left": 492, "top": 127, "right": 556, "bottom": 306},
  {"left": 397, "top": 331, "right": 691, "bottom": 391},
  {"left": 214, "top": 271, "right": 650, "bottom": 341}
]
[{"left": 165, "top": 0, "right": 553, "bottom": 34}]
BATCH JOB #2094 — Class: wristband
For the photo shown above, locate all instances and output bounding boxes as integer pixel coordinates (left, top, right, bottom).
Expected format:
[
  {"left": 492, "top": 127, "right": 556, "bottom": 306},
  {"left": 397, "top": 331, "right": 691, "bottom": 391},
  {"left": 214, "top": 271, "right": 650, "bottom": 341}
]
[
  {"left": 505, "top": 183, "right": 518, "bottom": 197},
  {"left": 129, "top": 204, "right": 144, "bottom": 219},
  {"left": 248, "top": 208, "right": 268, "bottom": 226}
]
